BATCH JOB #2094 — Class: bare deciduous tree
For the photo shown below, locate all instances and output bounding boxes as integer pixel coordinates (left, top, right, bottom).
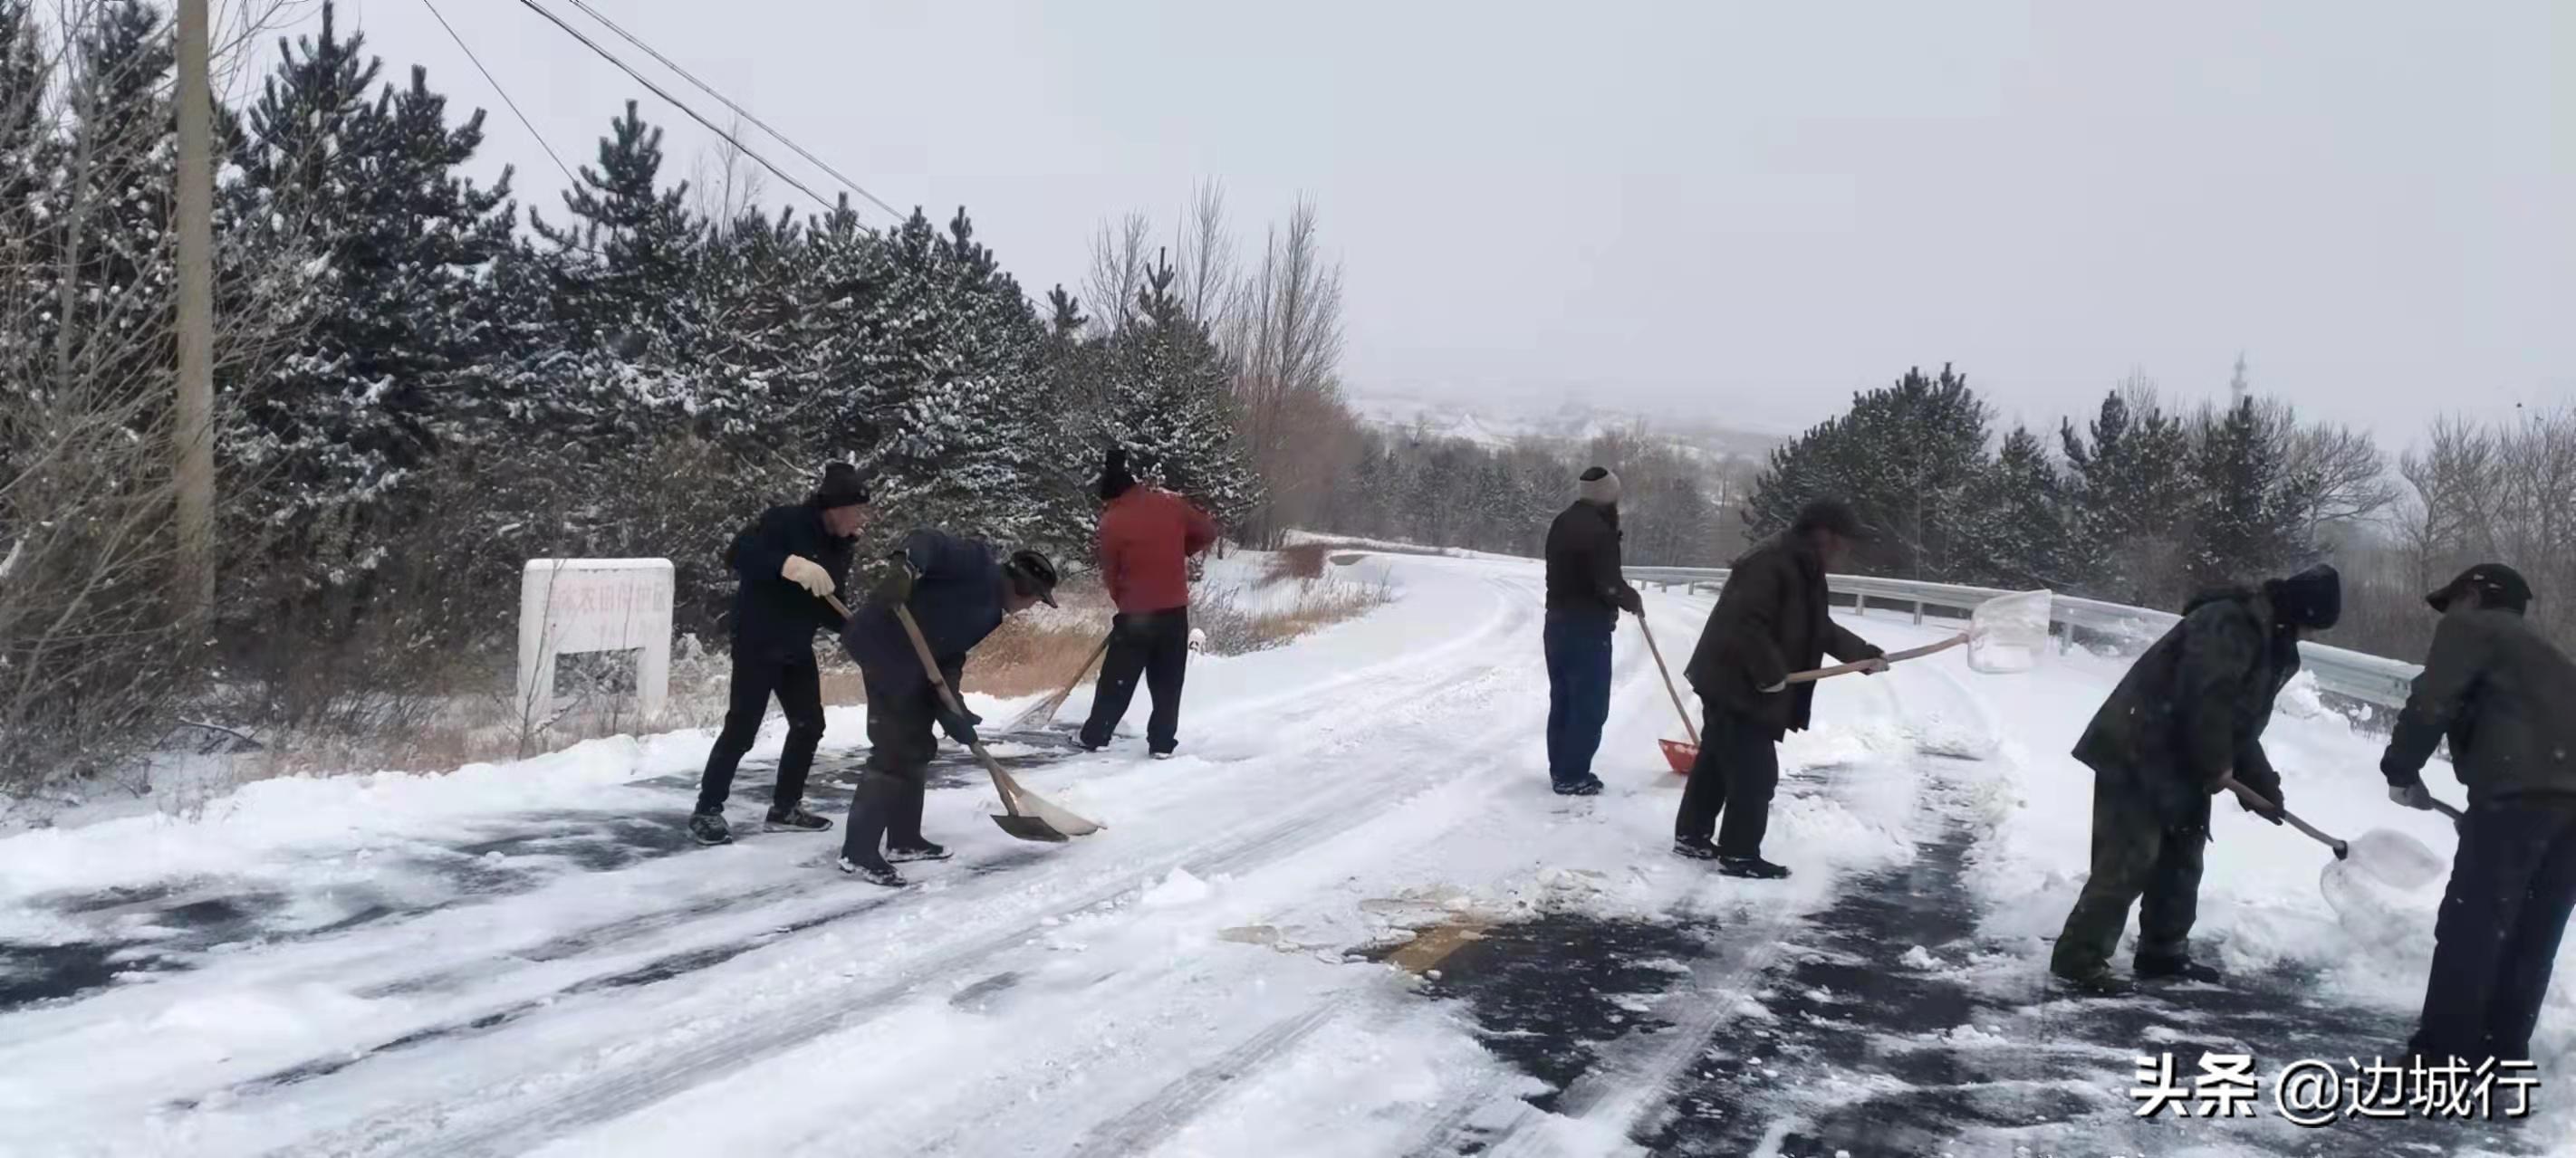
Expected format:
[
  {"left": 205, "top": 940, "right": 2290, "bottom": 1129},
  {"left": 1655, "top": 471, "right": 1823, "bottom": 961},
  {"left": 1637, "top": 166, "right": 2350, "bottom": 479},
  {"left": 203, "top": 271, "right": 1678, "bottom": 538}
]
[
  {"left": 1083, "top": 212, "right": 1151, "bottom": 337},
  {"left": 1229, "top": 197, "right": 1350, "bottom": 544}
]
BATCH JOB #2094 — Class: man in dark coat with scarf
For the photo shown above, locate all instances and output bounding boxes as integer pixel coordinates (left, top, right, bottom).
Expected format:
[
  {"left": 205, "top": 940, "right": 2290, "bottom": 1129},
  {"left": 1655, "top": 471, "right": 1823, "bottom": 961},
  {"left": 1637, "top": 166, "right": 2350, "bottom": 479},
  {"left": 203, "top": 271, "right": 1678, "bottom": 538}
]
[
  {"left": 2048, "top": 563, "right": 2341, "bottom": 993},
  {"left": 1542, "top": 466, "right": 1645, "bottom": 797},
  {"left": 688, "top": 463, "right": 870, "bottom": 847},
  {"left": 1675, "top": 499, "right": 1886, "bottom": 878},
  {"left": 836, "top": 530, "right": 1060, "bottom": 886},
  {"left": 2379, "top": 564, "right": 2576, "bottom": 1067}
]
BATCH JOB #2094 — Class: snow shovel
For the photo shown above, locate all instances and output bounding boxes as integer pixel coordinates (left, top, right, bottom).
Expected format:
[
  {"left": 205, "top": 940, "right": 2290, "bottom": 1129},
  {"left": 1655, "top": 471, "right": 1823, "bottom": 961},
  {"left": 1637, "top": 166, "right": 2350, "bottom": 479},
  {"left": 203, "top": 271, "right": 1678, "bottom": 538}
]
[
  {"left": 2219, "top": 776, "right": 2449, "bottom": 891},
  {"left": 1783, "top": 589, "right": 2055, "bottom": 684},
  {"left": 828, "top": 595, "right": 1103, "bottom": 843},
  {"left": 998, "top": 629, "right": 1112, "bottom": 739},
  {"left": 1633, "top": 615, "right": 1702, "bottom": 776}
]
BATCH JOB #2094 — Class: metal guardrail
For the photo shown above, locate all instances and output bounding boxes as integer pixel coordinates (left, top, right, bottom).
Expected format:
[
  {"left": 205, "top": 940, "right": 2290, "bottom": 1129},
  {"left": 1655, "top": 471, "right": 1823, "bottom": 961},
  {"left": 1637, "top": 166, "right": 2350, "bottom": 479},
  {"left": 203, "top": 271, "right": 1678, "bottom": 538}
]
[{"left": 1624, "top": 566, "right": 2422, "bottom": 711}]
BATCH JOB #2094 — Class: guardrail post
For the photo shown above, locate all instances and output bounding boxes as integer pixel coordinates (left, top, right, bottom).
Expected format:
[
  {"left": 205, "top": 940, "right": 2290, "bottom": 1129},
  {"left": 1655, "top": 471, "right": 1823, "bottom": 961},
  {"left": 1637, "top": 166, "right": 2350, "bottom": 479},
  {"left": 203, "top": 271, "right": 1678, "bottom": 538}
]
[
  {"left": 1855, "top": 592, "right": 1867, "bottom": 616},
  {"left": 1913, "top": 599, "right": 1924, "bottom": 627}
]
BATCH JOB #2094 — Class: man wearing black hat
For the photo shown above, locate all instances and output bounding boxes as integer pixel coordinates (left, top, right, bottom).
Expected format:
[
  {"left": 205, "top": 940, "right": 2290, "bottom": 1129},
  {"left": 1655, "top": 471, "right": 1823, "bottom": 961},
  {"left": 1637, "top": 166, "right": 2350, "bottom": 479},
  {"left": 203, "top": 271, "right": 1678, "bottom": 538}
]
[
  {"left": 2048, "top": 562, "right": 2342, "bottom": 994},
  {"left": 688, "top": 463, "right": 871, "bottom": 847},
  {"left": 1676, "top": 500, "right": 1889, "bottom": 878},
  {"left": 836, "top": 530, "right": 1060, "bottom": 886},
  {"left": 1543, "top": 466, "right": 1645, "bottom": 797},
  {"left": 2381, "top": 563, "right": 2576, "bottom": 1067}
]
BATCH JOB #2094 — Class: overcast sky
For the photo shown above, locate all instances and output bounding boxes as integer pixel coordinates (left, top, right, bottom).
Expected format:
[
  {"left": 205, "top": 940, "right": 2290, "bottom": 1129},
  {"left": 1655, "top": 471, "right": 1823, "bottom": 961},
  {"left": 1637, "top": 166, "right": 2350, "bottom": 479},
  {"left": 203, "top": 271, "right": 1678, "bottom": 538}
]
[{"left": 305, "top": 0, "right": 2568, "bottom": 444}]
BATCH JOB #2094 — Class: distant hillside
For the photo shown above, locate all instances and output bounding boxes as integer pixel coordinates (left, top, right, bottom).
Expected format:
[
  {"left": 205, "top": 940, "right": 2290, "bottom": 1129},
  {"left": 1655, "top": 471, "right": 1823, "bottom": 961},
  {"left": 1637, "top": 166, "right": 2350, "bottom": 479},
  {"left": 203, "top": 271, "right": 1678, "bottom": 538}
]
[{"left": 1350, "top": 390, "right": 1788, "bottom": 465}]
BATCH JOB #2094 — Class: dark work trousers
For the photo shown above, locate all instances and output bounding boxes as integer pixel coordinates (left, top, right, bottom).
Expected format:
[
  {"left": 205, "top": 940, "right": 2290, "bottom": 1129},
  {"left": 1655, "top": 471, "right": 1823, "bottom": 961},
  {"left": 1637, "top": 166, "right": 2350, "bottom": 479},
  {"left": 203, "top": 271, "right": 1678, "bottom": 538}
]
[
  {"left": 1674, "top": 704, "right": 1783, "bottom": 856},
  {"left": 2410, "top": 797, "right": 2576, "bottom": 1065},
  {"left": 1080, "top": 608, "right": 1191, "bottom": 754},
  {"left": 841, "top": 666, "right": 940, "bottom": 868},
  {"left": 2050, "top": 777, "right": 2208, "bottom": 978},
  {"left": 1543, "top": 609, "right": 1615, "bottom": 787},
  {"left": 694, "top": 646, "right": 824, "bottom": 815}
]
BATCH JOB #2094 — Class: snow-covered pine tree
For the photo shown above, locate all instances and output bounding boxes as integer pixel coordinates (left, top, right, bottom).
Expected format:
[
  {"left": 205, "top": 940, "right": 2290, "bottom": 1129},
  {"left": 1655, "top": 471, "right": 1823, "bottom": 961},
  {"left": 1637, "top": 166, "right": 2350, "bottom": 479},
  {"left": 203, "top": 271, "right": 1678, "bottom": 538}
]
[
  {"left": 533, "top": 100, "right": 706, "bottom": 365},
  {"left": 1091, "top": 250, "right": 1263, "bottom": 536},
  {"left": 2183, "top": 397, "right": 2317, "bottom": 589},
  {"left": 226, "top": 5, "right": 517, "bottom": 598},
  {"left": 860, "top": 206, "right": 1088, "bottom": 554},
  {"left": 1744, "top": 366, "right": 1990, "bottom": 579},
  {"left": 1961, "top": 426, "right": 2072, "bottom": 589},
  {"left": 2059, "top": 388, "right": 2192, "bottom": 605}
]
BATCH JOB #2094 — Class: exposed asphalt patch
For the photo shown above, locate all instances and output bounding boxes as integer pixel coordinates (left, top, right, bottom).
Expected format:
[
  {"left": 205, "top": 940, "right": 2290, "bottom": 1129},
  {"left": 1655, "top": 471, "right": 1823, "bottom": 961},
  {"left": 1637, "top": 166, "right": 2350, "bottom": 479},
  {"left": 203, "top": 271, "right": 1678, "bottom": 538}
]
[
  {"left": 1377, "top": 911, "right": 1718, "bottom": 1116},
  {"left": 1630, "top": 793, "right": 2544, "bottom": 1158}
]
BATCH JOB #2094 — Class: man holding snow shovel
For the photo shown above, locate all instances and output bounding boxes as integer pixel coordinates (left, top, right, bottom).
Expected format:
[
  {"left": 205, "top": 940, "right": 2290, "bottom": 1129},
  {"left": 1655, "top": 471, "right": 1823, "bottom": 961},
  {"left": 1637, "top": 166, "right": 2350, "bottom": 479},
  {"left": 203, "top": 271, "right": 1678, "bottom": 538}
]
[
  {"left": 1674, "top": 500, "right": 1888, "bottom": 879},
  {"left": 2379, "top": 563, "right": 2576, "bottom": 1067},
  {"left": 687, "top": 463, "right": 870, "bottom": 847},
  {"left": 836, "top": 531, "right": 1060, "bottom": 886},
  {"left": 1080, "top": 446, "right": 1219, "bottom": 759},
  {"left": 2048, "top": 563, "right": 2341, "bottom": 995}
]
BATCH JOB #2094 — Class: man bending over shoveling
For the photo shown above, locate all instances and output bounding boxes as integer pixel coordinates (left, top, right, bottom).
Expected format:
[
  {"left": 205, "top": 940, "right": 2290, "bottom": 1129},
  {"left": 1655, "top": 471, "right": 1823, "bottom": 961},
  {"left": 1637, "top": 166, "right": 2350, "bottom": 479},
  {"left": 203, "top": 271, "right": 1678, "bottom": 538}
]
[
  {"left": 2379, "top": 563, "right": 2576, "bottom": 1068},
  {"left": 836, "top": 530, "right": 1061, "bottom": 886},
  {"left": 2048, "top": 563, "right": 2341, "bottom": 995},
  {"left": 1674, "top": 500, "right": 1888, "bottom": 879}
]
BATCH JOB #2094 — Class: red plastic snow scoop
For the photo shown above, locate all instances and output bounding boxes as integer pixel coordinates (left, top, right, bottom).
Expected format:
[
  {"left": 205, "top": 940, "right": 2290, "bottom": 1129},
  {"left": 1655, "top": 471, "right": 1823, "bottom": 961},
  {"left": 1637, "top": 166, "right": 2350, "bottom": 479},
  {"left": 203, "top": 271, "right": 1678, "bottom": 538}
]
[
  {"left": 1634, "top": 616, "right": 1700, "bottom": 776},
  {"left": 827, "top": 595, "right": 1103, "bottom": 843}
]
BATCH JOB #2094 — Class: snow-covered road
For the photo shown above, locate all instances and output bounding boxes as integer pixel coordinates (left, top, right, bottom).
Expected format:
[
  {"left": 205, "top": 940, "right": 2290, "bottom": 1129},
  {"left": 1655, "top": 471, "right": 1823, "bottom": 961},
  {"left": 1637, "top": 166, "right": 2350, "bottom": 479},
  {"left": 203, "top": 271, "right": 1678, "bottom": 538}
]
[{"left": 0, "top": 550, "right": 2562, "bottom": 1156}]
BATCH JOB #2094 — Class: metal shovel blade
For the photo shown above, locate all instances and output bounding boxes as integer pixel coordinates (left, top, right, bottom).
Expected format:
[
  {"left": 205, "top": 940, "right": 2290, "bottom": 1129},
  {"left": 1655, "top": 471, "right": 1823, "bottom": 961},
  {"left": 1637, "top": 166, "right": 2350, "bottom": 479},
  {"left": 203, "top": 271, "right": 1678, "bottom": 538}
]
[
  {"left": 2341, "top": 828, "right": 2448, "bottom": 891},
  {"left": 991, "top": 813, "right": 1072, "bottom": 843},
  {"left": 1965, "top": 589, "right": 2052, "bottom": 675}
]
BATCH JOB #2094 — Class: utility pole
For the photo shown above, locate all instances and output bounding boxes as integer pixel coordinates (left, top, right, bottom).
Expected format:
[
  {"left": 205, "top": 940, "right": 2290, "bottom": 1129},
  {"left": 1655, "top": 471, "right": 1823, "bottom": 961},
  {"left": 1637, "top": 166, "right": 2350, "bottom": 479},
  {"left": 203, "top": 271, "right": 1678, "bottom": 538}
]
[{"left": 174, "top": 0, "right": 215, "bottom": 614}]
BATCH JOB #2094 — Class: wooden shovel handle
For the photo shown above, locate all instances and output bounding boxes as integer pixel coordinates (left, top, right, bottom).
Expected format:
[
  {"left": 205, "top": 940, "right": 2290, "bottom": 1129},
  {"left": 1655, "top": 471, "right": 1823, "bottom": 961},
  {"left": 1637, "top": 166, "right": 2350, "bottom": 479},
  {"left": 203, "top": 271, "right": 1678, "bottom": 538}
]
[
  {"left": 1783, "top": 633, "right": 1966, "bottom": 685},
  {"left": 826, "top": 593, "right": 1028, "bottom": 818},
  {"left": 2220, "top": 775, "right": 2348, "bottom": 857},
  {"left": 1633, "top": 614, "right": 1699, "bottom": 746}
]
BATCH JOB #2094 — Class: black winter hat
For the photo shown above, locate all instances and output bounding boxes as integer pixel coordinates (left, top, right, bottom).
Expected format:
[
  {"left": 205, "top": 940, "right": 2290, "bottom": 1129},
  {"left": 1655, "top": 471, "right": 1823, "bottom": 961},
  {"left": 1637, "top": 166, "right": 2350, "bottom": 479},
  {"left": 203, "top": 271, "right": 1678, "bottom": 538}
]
[
  {"left": 2265, "top": 563, "right": 2342, "bottom": 630},
  {"left": 1100, "top": 446, "right": 1138, "bottom": 502},
  {"left": 1004, "top": 549, "right": 1060, "bottom": 608},
  {"left": 2427, "top": 562, "right": 2533, "bottom": 615},
  {"left": 1792, "top": 499, "right": 1871, "bottom": 543},
  {"left": 812, "top": 462, "right": 869, "bottom": 510}
]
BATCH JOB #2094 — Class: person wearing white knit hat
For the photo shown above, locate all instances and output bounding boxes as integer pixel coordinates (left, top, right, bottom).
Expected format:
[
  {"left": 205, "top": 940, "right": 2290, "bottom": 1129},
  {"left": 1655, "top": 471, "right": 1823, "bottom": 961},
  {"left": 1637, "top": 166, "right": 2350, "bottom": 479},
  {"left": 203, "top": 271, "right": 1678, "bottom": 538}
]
[{"left": 1541, "top": 465, "right": 1643, "bottom": 797}]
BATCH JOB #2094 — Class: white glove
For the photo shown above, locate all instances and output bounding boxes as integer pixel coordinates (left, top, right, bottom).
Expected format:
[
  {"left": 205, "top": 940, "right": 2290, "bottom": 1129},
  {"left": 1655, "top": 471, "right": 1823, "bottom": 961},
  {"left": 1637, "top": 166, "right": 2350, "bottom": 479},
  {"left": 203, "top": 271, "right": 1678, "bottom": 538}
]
[
  {"left": 2389, "top": 781, "right": 2435, "bottom": 810},
  {"left": 1759, "top": 679, "right": 1787, "bottom": 694},
  {"left": 782, "top": 555, "right": 833, "bottom": 598}
]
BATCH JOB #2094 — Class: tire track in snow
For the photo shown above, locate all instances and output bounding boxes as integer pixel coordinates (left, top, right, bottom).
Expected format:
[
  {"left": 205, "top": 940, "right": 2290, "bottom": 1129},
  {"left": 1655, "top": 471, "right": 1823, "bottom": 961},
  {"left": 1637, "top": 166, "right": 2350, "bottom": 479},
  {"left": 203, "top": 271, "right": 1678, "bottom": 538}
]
[
  {"left": 1062, "top": 999, "right": 1350, "bottom": 1156},
  {"left": 269, "top": 570, "right": 1553, "bottom": 1157},
  {"left": 1401, "top": 616, "right": 1955, "bottom": 1156}
]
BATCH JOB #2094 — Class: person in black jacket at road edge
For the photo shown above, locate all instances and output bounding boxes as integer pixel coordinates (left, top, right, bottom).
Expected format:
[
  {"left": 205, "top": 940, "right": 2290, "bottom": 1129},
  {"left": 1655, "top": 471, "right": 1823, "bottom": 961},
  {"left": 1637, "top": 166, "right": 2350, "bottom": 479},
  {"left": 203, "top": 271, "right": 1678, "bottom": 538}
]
[{"left": 1542, "top": 466, "right": 1644, "bottom": 797}]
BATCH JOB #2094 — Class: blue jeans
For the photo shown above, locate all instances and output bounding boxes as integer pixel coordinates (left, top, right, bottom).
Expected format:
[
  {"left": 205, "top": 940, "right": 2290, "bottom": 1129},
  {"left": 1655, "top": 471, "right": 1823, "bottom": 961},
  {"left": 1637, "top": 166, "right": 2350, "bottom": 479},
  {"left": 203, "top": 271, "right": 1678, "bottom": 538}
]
[{"left": 1543, "top": 609, "right": 1615, "bottom": 785}]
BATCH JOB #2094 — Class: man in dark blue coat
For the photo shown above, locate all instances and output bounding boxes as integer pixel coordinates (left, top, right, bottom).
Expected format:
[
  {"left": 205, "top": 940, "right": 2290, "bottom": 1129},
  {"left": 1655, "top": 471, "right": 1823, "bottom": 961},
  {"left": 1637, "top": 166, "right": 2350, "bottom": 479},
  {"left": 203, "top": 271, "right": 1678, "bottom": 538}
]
[
  {"left": 837, "top": 530, "right": 1060, "bottom": 886},
  {"left": 688, "top": 464, "right": 870, "bottom": 847}
]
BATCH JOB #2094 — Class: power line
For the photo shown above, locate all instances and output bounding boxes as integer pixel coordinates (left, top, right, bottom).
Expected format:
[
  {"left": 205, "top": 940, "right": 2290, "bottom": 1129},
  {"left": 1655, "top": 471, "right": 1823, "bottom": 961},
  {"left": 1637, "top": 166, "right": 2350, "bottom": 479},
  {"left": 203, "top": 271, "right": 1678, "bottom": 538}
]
[
  {"left": 512, "top": 0, "right": 838, "bottom": 214},
  {"left": 419, "top": 0, "right": 579, "bottom": 190},
  {"left": 562, "top": 0, "right": 905, "bottom": 223}
]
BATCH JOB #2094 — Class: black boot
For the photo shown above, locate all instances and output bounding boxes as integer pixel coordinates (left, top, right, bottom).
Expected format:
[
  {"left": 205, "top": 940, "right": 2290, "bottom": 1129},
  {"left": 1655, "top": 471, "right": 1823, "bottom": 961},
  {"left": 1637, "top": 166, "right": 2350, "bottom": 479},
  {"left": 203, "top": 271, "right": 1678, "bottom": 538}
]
[
  {"left": 1553, "top": 775, "right": 1604, "bottom": 797},
  {"left": 888, "top": 841, "right": 952, "bottom": 863},
  {"left": 1717, "top": 856, "right": 1790, "bottom": 880},
  {"left": 1672, "top": 835, "right": 1722, "bottom": 861},
  {"left": 837, "top": 856, "right": 905, "bottom": 887},
  {"left": 764, "top": 805, "right": 832, "bottom": 833},
  {"left": 2052, "top": 965, "right": 2133, "bottom": 996},
  {"left": 2135, "top": 954, "right": 2223, "bottom": 983},
  {"left": 687, "top": 811, "right": 733, "bottom": 846}
]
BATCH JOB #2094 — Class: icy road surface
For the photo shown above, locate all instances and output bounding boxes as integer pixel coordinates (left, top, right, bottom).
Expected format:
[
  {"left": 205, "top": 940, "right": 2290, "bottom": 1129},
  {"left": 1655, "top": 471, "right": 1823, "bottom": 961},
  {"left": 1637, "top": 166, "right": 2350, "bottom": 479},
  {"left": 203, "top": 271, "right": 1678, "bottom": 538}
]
[{"left": 0, "top": 551, "right": 2558, "bottom": 1156}]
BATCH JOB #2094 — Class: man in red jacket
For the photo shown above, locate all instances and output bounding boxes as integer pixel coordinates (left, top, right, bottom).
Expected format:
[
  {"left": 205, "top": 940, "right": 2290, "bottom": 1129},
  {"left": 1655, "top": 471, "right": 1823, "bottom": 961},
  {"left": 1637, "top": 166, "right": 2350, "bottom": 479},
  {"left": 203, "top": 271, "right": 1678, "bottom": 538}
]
[{"left": 1079, "top": 447, "right": 1218, "bottom": 758}]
